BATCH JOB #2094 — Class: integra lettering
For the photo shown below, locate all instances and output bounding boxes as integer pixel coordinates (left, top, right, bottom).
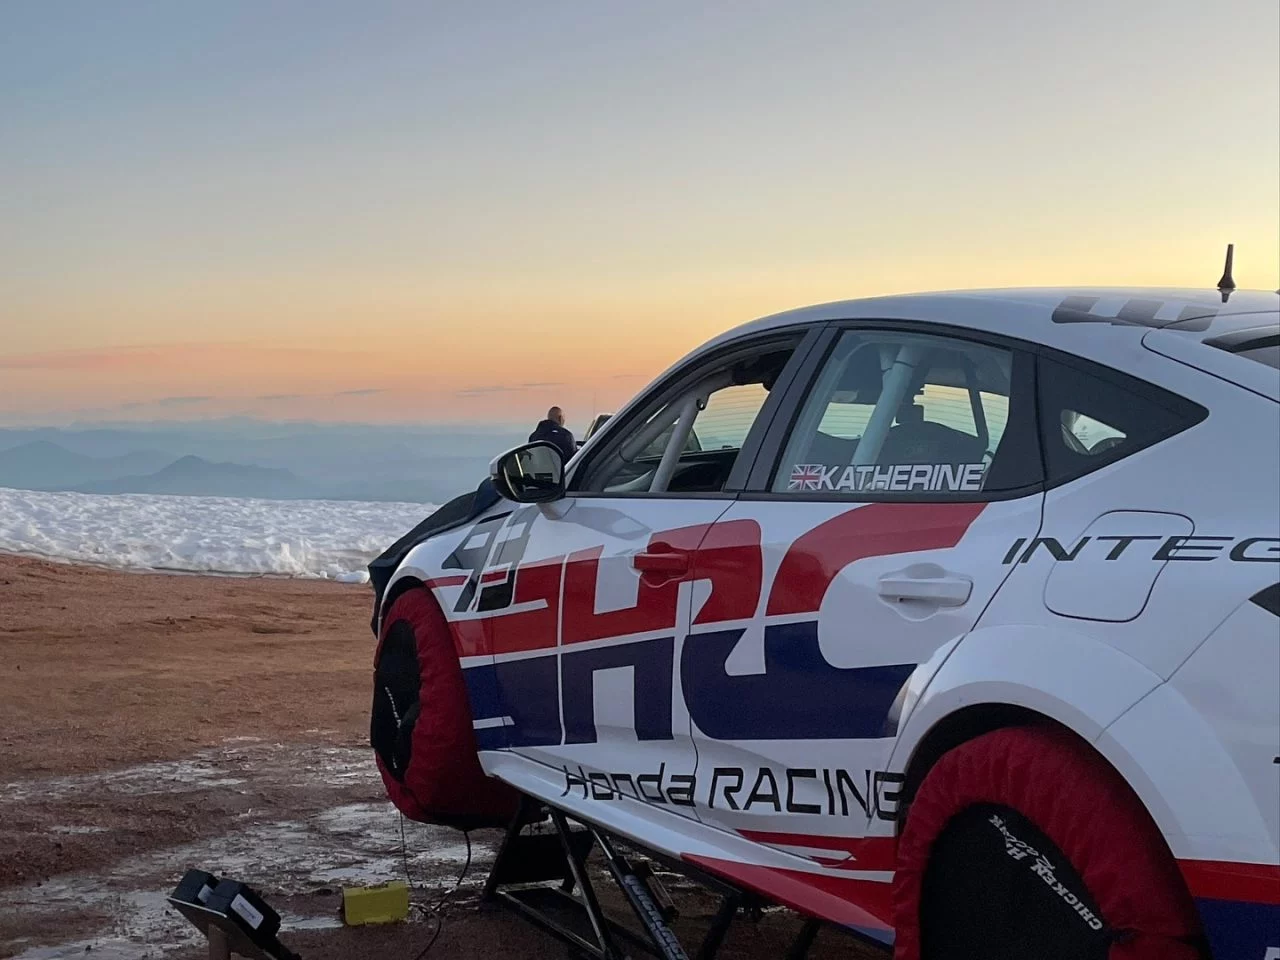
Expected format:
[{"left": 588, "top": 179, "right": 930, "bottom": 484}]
[{"left": 1002, "top": 535, "right": 1280, "bottom": 565}]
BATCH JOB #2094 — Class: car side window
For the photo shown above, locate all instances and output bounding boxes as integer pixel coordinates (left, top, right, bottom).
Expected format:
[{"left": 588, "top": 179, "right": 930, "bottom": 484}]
[
  {"left": 771, "top": 329, "right": 1040, "bottom": 496},
  {"left": 575, "top": 341, "right": 799, "bottom": 495},
  {"left": 1037, "top": 354, "right": 1207, "bottom": 486},
  {"left": 692, "top": 383, "right": 771, "bottom": 450},
  {"left": 1060, "top": 410, "right": 1126, "bottom": 455}
]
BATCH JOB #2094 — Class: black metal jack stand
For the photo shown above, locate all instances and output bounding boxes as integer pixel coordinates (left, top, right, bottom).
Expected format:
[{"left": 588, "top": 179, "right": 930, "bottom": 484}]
[{"left": 482, "top": 797, "right": 830, "bottom": 960}]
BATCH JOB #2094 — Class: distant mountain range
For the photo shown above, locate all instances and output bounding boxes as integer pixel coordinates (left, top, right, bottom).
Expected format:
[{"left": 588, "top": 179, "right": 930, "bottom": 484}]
[
  {"left": 79, "top": 454, "right": 305, "bottom": 499},
  {"left": 0, "top": 441, "right": 174, "bottom": 491},
  {"left": 0, "top": 425, "right": 529, "bottom": 503}
]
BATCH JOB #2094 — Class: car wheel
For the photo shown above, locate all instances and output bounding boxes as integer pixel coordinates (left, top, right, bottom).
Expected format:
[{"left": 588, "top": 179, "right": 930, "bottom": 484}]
[
  {"left": 892, "top": 726, "right": 1205, "bottom": 960},
  {"left": 371, "top": 585, "right": 519, "bottom": 829}
]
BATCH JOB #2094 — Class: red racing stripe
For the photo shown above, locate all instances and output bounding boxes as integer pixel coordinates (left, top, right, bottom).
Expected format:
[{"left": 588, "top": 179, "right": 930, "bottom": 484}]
[
  {"left": 424, "top": 575, "right": 468, "bottom": 589},
  {"left": 445, "top": 556, "right": 563, "bottom": 658},
  {"left": 1179, "top": 859, "right": 1280, "bottom": 905},
  {"left": 766, "top": 501, "right": 986, "bottom": 617},
  {"left": 735, "top": 830, "right": 897, "bottom": 872},
  {"left": 683, "top": 855, "right": 894, "bottom": 933}
]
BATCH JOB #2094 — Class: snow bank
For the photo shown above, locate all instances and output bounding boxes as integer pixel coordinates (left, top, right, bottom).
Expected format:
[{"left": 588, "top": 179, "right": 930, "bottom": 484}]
[{"left": 0, "top": 487, "right": 439, "bottom": 582}]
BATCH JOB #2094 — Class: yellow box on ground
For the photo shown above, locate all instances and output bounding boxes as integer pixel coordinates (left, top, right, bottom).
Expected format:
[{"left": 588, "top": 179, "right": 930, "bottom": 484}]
[{"left": 342, "top": 881, "right": 410, "bottom": 926}]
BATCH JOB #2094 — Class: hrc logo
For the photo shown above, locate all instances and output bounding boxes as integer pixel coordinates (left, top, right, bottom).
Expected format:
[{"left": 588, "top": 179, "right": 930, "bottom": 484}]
[{"left": 440, "top": 502, "right": 984, "bottom": 750}]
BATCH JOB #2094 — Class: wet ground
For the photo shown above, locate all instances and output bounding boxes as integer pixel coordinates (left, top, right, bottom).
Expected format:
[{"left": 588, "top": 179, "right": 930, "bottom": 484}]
[
  {"left": 0, "top": 556, "right": 876, "bottom": 959},
  {"left": 0, "top": 738, "right": 476, "bottom": 956}
]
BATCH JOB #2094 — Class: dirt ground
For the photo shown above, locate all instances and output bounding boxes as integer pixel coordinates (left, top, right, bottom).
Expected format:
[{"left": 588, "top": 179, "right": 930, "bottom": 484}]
[{"left": 0, "top": 555, "right": 879, "bottom": 959}]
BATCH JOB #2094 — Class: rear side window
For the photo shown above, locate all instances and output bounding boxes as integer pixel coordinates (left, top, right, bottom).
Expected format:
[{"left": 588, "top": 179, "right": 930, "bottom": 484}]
[
  {"left": 1038, "top": 355, "right": 1207, "bottom": 486},
  {"left": 770, "top": 329, "right": 1041, "bottom": 497}
]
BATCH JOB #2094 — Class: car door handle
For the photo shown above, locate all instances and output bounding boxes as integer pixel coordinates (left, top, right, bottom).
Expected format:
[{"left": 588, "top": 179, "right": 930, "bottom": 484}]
[
  {"left": 877, "top": 573, "right": 973, "bottom": 606},
  {"left": 633, "top": 551, "right": 689, "bottom": 575}
]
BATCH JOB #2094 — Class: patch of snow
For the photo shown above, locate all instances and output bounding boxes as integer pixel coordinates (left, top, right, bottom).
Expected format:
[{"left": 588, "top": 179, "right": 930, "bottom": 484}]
[
  {"left": 282, "top": 913, "right": 344, "bottom": 931},
  {"left": 0, "top": 743, "right": 372, "bottom": 806},
  {"left": 0, "top": 757, "right": 248, "bottom": 805},
  {"left": 0, "top": 487, "right": 437, "bottom": 580},
  {"left": 12, "top": 939, "right": 172, "bottom": 960}
]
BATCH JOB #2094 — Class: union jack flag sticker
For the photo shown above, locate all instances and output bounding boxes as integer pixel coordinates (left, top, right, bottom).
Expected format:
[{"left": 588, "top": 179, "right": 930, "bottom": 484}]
[{"left": 788, "top": 463, "right": 828, "bottom": 491}]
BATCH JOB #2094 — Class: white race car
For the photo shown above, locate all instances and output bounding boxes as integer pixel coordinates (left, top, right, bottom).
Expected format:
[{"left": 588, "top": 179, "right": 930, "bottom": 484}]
[{"left": 369, "top": 284, "right": 1278, "bottom": 960}]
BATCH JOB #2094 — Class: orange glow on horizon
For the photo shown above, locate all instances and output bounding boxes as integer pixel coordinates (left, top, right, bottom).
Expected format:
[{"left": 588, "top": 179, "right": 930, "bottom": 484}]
[{"left": 6, "top": 230, "right": 1279, "bottom": 429}]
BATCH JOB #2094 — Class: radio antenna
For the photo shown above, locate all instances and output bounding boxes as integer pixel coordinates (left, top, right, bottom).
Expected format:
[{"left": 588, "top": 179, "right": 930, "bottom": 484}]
[{"left": 1216, "top": 243, "right": 1236, "bottom": 302}]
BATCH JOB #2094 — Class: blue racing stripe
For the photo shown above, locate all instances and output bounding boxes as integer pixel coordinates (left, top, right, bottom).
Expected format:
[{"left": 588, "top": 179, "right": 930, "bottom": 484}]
[
  {"left": 1195, "top": 897, "right": 1280, "bottom": 960},
  {"left": 681, "top": 622, "right": 915, "bottom": 741}
]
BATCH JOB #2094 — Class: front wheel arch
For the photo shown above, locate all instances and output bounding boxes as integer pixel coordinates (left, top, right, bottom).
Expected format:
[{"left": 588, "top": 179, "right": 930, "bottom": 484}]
[{"left": 378, "top": 574, "right": 424, "bottom": 635}]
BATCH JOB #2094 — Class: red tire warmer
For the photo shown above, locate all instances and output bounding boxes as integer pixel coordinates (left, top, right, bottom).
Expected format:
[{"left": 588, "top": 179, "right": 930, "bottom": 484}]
[
  {"left": 892, "top": 726, "right": 1203, "bottom": 960},
  {"left": 372, "top": 587, "right": 518, "bottom": 828}
]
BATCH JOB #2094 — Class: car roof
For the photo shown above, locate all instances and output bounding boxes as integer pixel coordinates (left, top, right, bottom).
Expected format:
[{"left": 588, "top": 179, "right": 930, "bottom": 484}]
[
  {"left": 593, "top": 287, "right": 1275, "bottom": 423},
  {"left": 585, "top": 287, "right": 1277, "bottom": 460},
  {"left": 672, "top": 286, "right": 1276, "bottom": 369},
  {"left": 718, "top": 287, "right": 1279, "bottom": 342}
]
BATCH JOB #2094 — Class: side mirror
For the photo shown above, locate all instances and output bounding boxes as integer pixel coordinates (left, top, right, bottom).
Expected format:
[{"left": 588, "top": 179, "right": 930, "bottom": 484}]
[{"left": 490, "top": 441, "right": 566, "bottom": 503}]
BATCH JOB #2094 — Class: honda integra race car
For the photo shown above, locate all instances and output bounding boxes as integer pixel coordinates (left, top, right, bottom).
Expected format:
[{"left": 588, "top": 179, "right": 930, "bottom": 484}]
[{"left": 368, "top": 285, "right": 1279, "bottom": 960}]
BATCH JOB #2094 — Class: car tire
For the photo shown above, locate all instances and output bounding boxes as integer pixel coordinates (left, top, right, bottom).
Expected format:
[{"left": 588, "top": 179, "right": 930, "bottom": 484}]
[
  {"left": 371, "top": 585, "right": 519, "bottom": 829},
  {"left": 892, "top": 726, "right": 1205, "bottom": 960}
]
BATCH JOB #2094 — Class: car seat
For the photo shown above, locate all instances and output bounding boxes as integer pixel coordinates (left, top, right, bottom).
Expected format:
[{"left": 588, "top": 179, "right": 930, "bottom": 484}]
[{"left": 879, "top": 399, "right": 986, "bottom": 466}]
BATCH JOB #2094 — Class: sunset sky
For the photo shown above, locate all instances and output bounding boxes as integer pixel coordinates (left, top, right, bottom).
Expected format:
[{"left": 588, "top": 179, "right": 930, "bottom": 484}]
[{"left": 3, "top": 1, "right": 1277, "bottom": 430}]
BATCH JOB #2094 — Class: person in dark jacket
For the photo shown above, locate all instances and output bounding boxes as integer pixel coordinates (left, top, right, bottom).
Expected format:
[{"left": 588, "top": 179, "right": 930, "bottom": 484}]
[{"left": 529, "top": 406, "right": 576, "bottom": 460}]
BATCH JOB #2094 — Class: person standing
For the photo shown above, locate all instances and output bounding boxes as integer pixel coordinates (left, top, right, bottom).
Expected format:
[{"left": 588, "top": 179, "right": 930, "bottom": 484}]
[{"left": 529, "top": 406, "right": 576, "bottom": 460}]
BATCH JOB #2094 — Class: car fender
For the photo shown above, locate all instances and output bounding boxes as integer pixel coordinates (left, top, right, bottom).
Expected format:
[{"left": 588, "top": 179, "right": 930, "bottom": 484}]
[
  {"left": 377, "top": 515, "right": 497, "bottom": 633},
  {"left": 1097, "top": 682, "right": 1277, "bottom": 865},
  {"left": 888, "top": 623, "right": 1166, "bottom": 816},
  {"left": 889, "top": 622, "right": 1274, "bottom": 866}
]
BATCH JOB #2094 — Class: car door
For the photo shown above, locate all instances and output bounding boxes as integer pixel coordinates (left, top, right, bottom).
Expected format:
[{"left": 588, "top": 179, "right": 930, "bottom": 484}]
[
  {"left": 686, "top": 323, "right": 1045, "bottom": 867},
  {"left": 480, "top": 329, "right": 821, "bottom": 823}
]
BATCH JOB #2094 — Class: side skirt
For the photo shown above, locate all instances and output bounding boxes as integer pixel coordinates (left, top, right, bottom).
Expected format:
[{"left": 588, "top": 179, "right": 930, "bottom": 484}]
[{"left": 481, "top": 793, "right": 891, "bottom": 960}]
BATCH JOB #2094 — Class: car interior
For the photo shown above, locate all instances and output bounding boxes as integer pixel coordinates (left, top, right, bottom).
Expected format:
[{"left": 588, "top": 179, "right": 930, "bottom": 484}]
[{"left": 786, "top": 339, "right": 1008, "bottom": 481}]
